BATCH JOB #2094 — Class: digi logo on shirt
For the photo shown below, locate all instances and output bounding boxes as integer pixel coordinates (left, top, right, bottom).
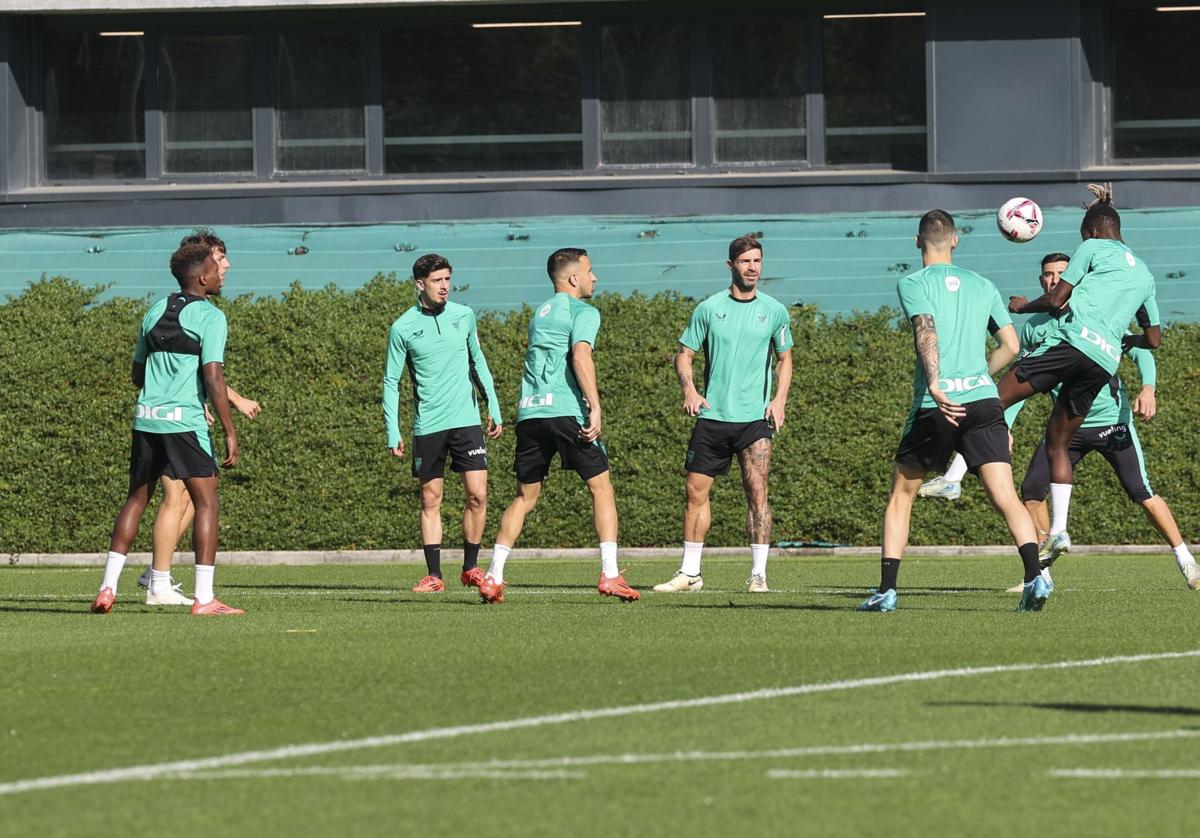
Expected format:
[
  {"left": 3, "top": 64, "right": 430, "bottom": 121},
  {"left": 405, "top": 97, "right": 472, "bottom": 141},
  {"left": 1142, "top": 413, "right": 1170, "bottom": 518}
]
[
  {"left": 945, "top": 275, "right": 961, "bottom": 292},
  {"left": 136, "top": 405, "right": 183, "bottom": 421},
  {"left": 538, "top": 303, "right": 553, "bottom": 318}
]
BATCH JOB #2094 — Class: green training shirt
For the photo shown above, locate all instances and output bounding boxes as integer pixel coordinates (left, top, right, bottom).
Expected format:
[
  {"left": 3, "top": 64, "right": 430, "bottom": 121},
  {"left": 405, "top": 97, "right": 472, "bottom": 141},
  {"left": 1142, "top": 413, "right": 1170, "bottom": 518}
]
[
  {"left": 131, "top": 294, "right": 227, "bottom": 451},
  {"left": 516, "top": 292, "right": 600, "bottom": 423},
  {"left": 896, "top": 264, "right": 1012, "bottom": 411},
  {"left": 678, "top": 289, "right": 794, "bottom": 423},
  {"left": 1005, "top": 313, "right": 1156, "bottom": 430},
  {"left": 1036, "top": 238, "right": 1160, "bottom": 375},
  {"left": 382, "top": 299, "right": 502, "bottom": 447}
]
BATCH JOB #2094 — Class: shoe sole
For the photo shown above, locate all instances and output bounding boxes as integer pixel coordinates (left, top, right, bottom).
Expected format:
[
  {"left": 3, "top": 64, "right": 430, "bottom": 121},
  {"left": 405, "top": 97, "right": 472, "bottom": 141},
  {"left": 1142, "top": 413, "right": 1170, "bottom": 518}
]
[{"left": 599, "top": 589, "right": 640, "bottom": 602}]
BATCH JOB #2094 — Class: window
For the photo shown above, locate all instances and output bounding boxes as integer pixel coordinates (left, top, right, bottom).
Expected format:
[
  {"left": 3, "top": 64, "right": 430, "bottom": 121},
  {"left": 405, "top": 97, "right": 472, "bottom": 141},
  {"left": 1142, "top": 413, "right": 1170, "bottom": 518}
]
[
  {"left": 712, "top": 18, "right": 808, "bottom": 164},
  {"left": 382, "top": 23, "right": 583, "bottom": 173},
  {"left": 1111, "top": 7, "right": 1200, "bottom": 160},
  {"left": 823, "top": 13, "right": 926, "bottom": 169},
  {"left": 160, "top": 35, "right": 254, "bottom": 174},
  {"left": 599, "top": 22, "right": 692, "bottom": 166},
  {"left": 275, "top": 33, "right": 366, "bottom": 173},
  {"left": 43, "top": 32, "right": 145, "bottom": 181}
]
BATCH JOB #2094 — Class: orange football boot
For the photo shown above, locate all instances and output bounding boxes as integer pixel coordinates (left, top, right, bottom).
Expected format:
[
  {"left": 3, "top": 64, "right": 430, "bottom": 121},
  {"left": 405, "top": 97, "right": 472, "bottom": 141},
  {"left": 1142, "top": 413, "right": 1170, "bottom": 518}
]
[
  {"left": 460, "top": 566, "right": 485, "bottom": 588},
  {"left": 190, "top": 598, "right": 245, "bottom": 616},
  {"left": 90, "top": 587, "right": 115, "bottom": 614},
  {"left": 597, "top": 573, "right": 641, "bottom": 602},
  {"left": 411, "top": 575, "right": 446, "bottom": 593},
  {"left": 479, "top": 575, "right": 506, "bottom": 604}
]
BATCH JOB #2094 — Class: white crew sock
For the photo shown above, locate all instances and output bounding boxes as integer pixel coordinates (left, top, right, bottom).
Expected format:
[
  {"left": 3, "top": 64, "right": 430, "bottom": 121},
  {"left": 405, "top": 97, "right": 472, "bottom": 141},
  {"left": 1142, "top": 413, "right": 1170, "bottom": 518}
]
[
  {"left": 487, "top": 544, "right": 511, "bottom": 584},
  {"left": 100, "top": 551, "right": 126, "bottom": 594},
  {"left": 1172, "top": 542, "right": 1195, "bottom": 569},
  {"left": 150, "top": 569, "right": 173, "bottom": 595},
  {"left": 944, "top": 453, "right": 969, "bottom": 484},
  {"left": 750, "top": 544, "right": 769, "bottom": 578},
  {"left": 600, "top": 542, "right": 619, "bottom": 579},
  {"left": 680, "top": 541, "right": 704, "bottom": 576},
  {"left": 1049, "top": 483, "right": 1073, "bottom": 535},
  {"left": 194, "top": 565, "right": 215, "bottom": 605}
]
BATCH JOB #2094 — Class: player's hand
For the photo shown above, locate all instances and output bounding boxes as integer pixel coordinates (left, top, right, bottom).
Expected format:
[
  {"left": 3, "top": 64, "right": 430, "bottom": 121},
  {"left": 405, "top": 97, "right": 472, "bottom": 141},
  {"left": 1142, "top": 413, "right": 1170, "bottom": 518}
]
[
  {"left": 1008, "top": 295, "right": 1028, "bottom": 313},
  {"left": 234, "top": 397, "right": 262, "bottom": 419},
  {"left": 765, "top": 398, "right": 786, "bottom": 431},
  {"left": 579, "top": 409, "right": 602, "bottom": 443},
  {"left": 390, "top": 439, "right": 405, "bottom": 458},
  {"left": 486, "top": 419, "right": 503, "bottom": 439},
  {"left": 682, "top": 389, "right": 709, "bottom": 417},
  {"left": 204, "top": 404, "right": 215, "bottom": 426},
  {"left": 1133, "top": 387, "right": 1157, "bottom": 421},
  {"left": 222, "top": 433, "right": 239, "bottom": 468},
  {"left": 929, "top": 386, "right": 966, "bottom": 427}
]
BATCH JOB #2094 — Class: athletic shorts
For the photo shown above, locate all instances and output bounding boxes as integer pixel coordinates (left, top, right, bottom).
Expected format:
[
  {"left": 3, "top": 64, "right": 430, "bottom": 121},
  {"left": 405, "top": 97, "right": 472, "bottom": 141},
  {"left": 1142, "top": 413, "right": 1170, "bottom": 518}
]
[
  {"left": 1020, "top": 422, "right": 1154, "bottom": 504},
  {"left": 1013, "top": 342, "right": 1112, "bottom": 419},
  {"left": 685, "top": 418, "right": 773, "bottom": 477},
  {"left": 895, "top": 398, "right": 1010, "bottom": 473},
  {"left": 513, "top": 417, "right": 609, "bottom": 484},
  {"left": 411, "top": 425, "right": 488, "bottom": 479},
  {"left": 128, "top": 429, "right": 218, "bottom": 485}
]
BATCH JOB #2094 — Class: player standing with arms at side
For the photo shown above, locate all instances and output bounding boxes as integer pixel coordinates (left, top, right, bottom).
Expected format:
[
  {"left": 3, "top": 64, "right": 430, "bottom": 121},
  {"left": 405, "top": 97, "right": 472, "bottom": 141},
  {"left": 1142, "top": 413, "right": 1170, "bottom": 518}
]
[
  {"left": 859, "top": 210, "right": 1044, "bottom": 613},
  {"left": 998, "top": 185, "right": 1161, "bottom": 560},
  {"left": 383, "top": 253, "right": 503, "bottom": 592},
  {"left": 136, "top": 229, "right": 261, "bottom": 605},
  {"left": 654, "top": 235, "right": 793, "bottom": 594},
  {"left": 479, "top": 248, "right": 639, "bottom": 604},
  {"left": 91, "top": 243, "right": 243, "bottom": 615}
]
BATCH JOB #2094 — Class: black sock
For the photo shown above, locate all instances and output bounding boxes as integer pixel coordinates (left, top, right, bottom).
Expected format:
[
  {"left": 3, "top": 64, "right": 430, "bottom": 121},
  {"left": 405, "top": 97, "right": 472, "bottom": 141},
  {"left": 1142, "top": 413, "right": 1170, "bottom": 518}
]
[
  {"left": 463, "top": 541, "right": 480, "bottom": 572},
  {"left": 1019, "top": 542, "right": 1040, "bottom": 583},
  {"left": 423, "top": 543, "right": 442, "bottom": 578},
  {"left": 880, "top": 558, "right": 901, "bottom": 593}
]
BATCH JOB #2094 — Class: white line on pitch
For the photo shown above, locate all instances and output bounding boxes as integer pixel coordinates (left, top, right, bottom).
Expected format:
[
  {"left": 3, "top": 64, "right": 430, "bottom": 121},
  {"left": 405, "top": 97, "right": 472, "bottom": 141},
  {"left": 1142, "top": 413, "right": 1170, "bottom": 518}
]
[
  {"left": 1050, "top": 768, "right": 1200, "bottom": 779},
  {"left": 2, "top": 649, "right": 1198, "bottom": 797},
  {"left": 166, "top": 729, "right": 1200, "bottom": 781},
  {"left": 768, "top": 769, "right": 907, "bottom": 779}
]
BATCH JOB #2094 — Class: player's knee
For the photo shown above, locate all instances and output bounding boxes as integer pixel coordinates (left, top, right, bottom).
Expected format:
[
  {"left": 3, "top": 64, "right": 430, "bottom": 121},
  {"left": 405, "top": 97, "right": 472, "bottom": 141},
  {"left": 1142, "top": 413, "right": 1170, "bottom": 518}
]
[{"left": 465, "top": 489, "right": 486, "bottom": 510}]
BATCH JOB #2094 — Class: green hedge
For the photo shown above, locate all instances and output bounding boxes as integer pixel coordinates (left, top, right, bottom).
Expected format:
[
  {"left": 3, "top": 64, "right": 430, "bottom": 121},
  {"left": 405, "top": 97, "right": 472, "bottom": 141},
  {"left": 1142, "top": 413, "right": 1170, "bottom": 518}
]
[{"left": 4, "top": 276, "right": 1200, "bottom": 553}]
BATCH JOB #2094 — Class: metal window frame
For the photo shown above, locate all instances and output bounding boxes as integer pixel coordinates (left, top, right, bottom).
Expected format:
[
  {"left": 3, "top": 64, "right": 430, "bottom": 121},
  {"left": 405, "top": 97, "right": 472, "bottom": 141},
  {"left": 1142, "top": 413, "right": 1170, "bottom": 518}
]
[{"left": 28, "top": 5, "right": 936, "bottom": 189}]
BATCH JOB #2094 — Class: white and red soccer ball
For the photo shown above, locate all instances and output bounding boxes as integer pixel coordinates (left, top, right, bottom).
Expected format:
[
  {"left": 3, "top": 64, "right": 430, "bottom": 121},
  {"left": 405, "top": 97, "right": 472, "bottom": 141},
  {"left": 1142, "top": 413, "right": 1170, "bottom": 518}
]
[{"left": 997, "top": 197, "right": 1043, "bottom": 243}]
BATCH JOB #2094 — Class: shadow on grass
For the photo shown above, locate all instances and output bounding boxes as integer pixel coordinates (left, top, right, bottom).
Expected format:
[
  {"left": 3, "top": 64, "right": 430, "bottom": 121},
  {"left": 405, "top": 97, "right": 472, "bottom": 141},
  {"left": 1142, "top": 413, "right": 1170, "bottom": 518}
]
[
  {"left": 929, "top": 700, "right": 1200, "bottom": 717},
  {"left": 654, "top": 601, "right": 848, "bottom": 612},
  {"left": 224, "top": 583, "right": 397, "bottom": 592}
]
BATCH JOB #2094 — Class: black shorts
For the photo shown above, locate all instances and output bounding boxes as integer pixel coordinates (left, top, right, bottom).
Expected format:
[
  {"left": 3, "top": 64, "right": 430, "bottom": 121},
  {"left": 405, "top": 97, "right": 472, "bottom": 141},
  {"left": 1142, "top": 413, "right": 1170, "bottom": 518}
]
[
  {"left": 129, "top": 429, "right": 218, "bottom": 485},
  {"left": 685, "top": 418, "right": 773, "bottom": 477},
  {"left": 411, "top": 425, "right": 488, "bottom": 480},
  {"left": 895, "top": 398, "right": 1010, "bottom": 473},
  {"left": 513, "top": 417, "right": 609, "bottom": 484},
  {"left": 1020, "top": 423, "right": 1154, "bottom": 504},
  {"left": 1013, "top": 342, "right": 1113, "bottom": 419}
]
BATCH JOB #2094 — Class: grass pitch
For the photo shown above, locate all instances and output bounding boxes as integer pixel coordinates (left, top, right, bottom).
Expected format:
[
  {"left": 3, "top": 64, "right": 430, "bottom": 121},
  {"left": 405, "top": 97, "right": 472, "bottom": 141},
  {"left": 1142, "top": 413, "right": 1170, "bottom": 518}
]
[{"left": 2, "top": 554, "right": 1198, "bottom": 837}]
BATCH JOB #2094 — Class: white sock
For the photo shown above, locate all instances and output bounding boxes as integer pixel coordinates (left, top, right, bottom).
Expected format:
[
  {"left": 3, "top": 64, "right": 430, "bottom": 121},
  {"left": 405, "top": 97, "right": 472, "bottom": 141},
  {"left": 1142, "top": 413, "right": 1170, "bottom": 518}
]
[
  {"left": 600, "top": 542, "right": 619, "bottom": 579},
  {"left": 750, "top": 543, "right": 769, "bottom": 578},
  {"left": 487, "top": 544, "right": 511, "bottom": 584},
  {"left": 680, "top": 541, "right": 703, "bottom": 576},
  {"left": 944, "top": 453, "right": 968, "bottom": 484},
  {"left": 1049, "top": 483, "right": 1072, "bottom": 535},
  {"left": 1172, "top": 543, "right": 1195, "bottom": 569},
  {"left": 150, "top": 569, "right": 173, "bottom": 595},
  {"left": 101, "top": 551, "right": 126, "bottom": 594},
  {"left": 194, "top": 565, "right": 214, "bottom": 605}
]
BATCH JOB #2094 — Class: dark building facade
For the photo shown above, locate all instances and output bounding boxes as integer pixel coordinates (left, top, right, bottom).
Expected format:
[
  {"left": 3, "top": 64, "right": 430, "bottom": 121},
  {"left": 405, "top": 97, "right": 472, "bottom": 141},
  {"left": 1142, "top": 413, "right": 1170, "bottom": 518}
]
[{"left": 0, "top": 0, "right": 1197, "bottom": 227}]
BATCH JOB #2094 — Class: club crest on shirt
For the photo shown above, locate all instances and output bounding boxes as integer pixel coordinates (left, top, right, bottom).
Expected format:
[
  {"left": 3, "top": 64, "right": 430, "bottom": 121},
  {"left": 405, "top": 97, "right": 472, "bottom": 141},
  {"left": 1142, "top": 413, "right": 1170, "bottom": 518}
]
[
  {"left": 756, "top": 313, "right": 767, "bottom": 325},
  {"left": 945, "top": 275, "right": 961, "bottom": 292},
  {"left": 453, "top": 316, "right": 466, "bottom": 330}
]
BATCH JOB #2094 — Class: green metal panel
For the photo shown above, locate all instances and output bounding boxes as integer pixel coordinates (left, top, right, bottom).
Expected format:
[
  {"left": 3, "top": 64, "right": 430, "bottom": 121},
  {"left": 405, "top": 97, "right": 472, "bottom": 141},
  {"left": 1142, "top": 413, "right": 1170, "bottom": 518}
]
[{"left": 2, "top": 208, "right": 1198, "bottom": 319}]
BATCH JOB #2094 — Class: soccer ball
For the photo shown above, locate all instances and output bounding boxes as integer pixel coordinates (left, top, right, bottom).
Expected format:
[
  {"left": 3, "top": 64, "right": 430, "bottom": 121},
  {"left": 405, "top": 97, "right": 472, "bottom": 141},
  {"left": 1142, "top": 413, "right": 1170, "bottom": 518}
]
[{"left": 997, "top": 197, "right": 1043, "bottom": 243}]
